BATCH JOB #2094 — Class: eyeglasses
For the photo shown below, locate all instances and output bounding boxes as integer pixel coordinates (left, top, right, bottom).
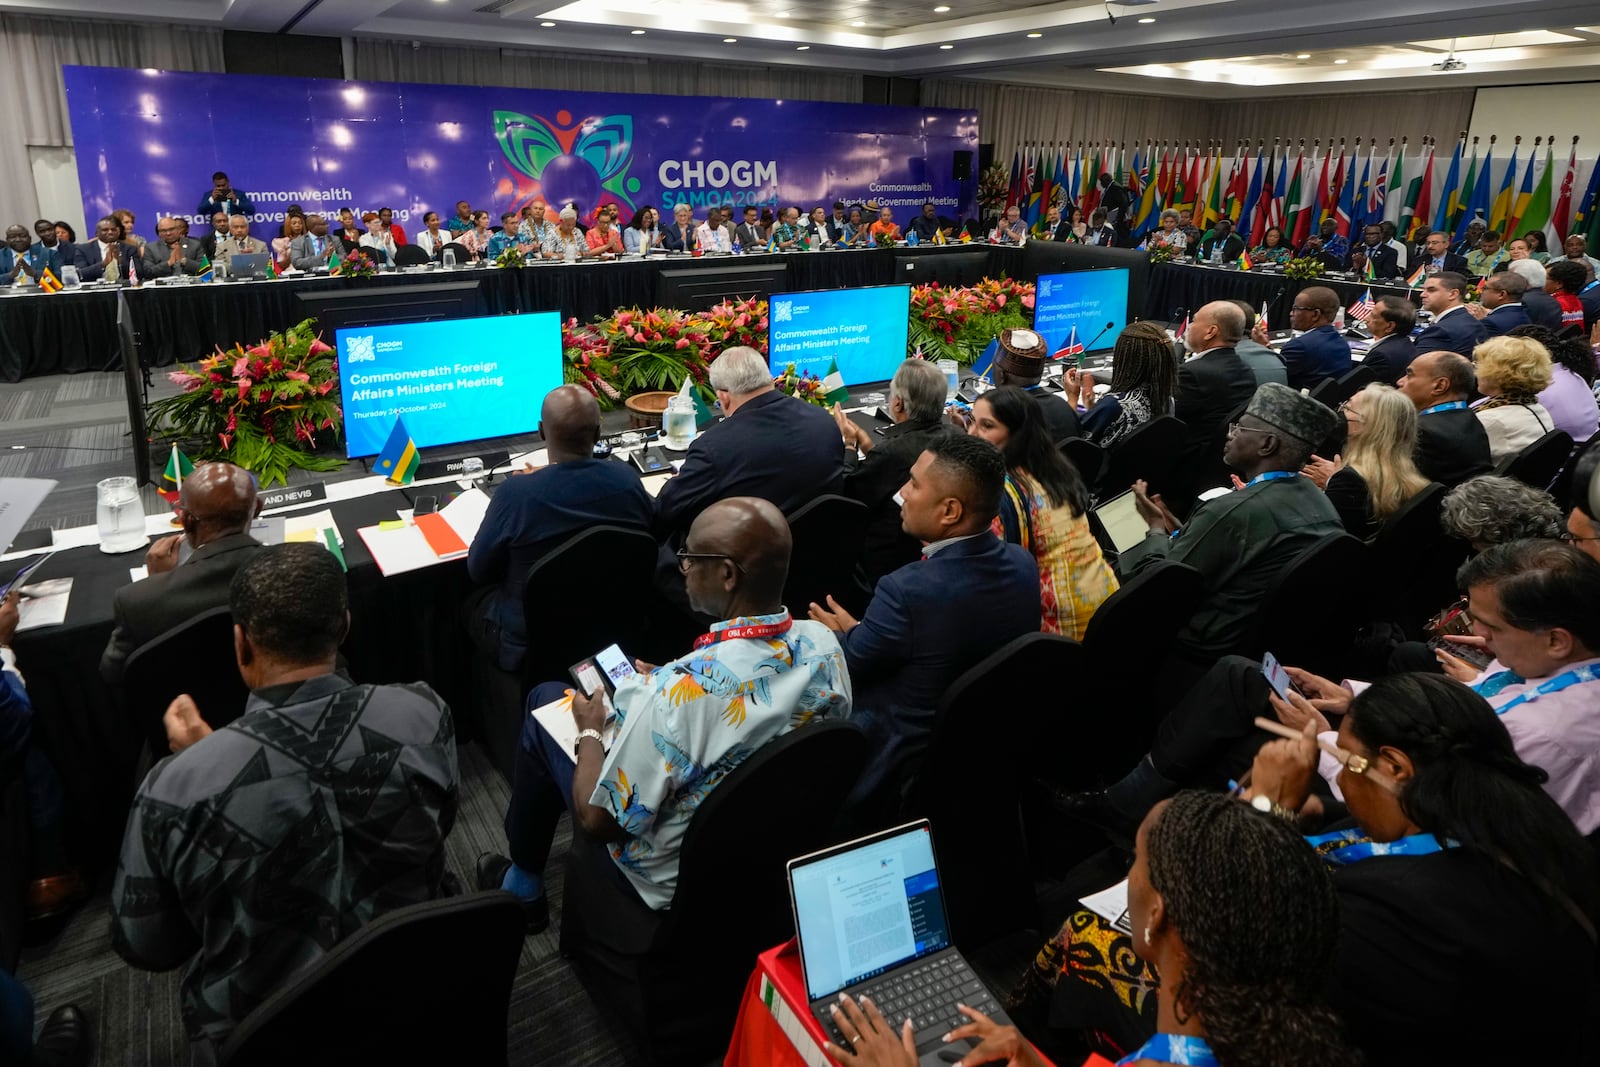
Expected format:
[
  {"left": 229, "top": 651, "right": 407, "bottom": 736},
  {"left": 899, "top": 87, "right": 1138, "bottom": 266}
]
[
  {"left": 1289, "top": 305, "right": 1316, "bottom": 313},
  {"left": 676, "top": 549, "right": 744, "bottom": 574},
  {"left": 1337, "top": 400, "right": 1364, "bottom": 421},
  {"left": 1559, "top": 531, "right": 1600, "bottom": 544}
]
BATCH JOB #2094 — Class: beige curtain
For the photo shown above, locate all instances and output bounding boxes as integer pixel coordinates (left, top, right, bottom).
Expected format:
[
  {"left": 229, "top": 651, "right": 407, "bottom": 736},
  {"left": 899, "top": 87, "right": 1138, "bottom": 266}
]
[
  {"left": 1207, "top": 89, "right": 1476, "bottom": 154},
  {"left": 353, "top": 39, "right": 862, "bottom": 103},
  {"left": 0, "top": 14, "right": 223, "bottom": 222}
]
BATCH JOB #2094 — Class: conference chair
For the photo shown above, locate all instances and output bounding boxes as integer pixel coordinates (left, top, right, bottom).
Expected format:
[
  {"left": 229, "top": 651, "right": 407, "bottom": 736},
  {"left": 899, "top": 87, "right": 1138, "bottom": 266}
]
[
  {"left": 1099, "top": 415, "right": 1186, "bottom": 503},
  {"left": 218, "top": 891, "right": 525, "bottom": 1066},
  {"left": 1240, "top": 532, "right": 1368, "bottom": 679},
  {"left": 1550, "top": 434, "right": 1600, "bottom": 511},
  {"left": 1306, "top": 365, "right": 1376, "bottom": 410},
  {"left": 901, "top": 632, "right": 1085, "bottom": 949},
  {"left": 392, "top": 244, "right": 431, "bottom": 267},
  {"left": 121, "top": 606, "right": 249, "bottom": 762},
  {"left": 558, "top": 719, "right": 867, "bottom": 1067},
  {"left": 784, "top": 494, "right": 870, "bottom": 616},
  {"left": 0, "top": 774, "right": 26, "bottom": 971},
  {"left": 1494, "top": 428, "right": 1574, "bottom": 491},
  {"left": 1368, "top": 483, "right": 1465, "bottom": 638},
  {"left": 1060, "top": 436, "right": 1107, "bottom": 492}
]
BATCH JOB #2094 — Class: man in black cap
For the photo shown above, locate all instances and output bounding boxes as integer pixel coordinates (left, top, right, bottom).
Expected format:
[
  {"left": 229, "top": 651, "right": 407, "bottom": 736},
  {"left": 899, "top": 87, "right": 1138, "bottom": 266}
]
[
  {"left": 1119, "top": 382, "right": 1345, "bottom": 658},
  {"left": 986, "top": 327, "right": 1080, "bottom": 443}
]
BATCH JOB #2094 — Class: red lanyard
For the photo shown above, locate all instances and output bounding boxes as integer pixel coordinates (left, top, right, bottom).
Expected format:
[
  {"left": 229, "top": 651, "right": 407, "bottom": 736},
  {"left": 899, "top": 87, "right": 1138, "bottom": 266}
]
[{"left": 694, "top": 613, "right": 793, "bottom": 649}]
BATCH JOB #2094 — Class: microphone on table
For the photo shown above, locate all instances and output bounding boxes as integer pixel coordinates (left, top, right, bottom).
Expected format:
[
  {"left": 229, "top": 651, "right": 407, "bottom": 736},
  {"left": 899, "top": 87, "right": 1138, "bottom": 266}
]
[
  {"left": 1081, "top": 320, "right": 1116, "bottom": 354},
  {"left": 1264, "top": 286, "right": 1288, "bottom": 314}
]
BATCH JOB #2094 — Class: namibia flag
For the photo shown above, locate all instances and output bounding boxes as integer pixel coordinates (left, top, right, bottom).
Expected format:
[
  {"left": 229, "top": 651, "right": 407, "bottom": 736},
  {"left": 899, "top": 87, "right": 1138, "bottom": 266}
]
[{"left": 376, "top": 416, "right": 419, "bottom": 485}]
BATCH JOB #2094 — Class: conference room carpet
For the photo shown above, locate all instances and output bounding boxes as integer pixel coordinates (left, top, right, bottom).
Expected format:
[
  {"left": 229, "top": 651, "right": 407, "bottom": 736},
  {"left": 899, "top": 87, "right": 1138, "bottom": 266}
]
[{"left": 14, "top": 741, "right": 645, "bottom": 1065}]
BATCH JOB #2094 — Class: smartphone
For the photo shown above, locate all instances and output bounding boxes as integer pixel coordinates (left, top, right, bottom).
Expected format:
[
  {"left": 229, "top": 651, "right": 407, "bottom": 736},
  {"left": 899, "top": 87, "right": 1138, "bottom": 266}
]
[
  {"left": 1428, "top": 636, "right": 1493, "bottom": 671},
  {"left": 569, "top": 643, "right": 636, "bottom": 697},
  {"left": 414, "top": 495, "right": 437, "bottom": 516},
  {"left": 1261, "top": 652, "right": 1296, "bottom": 702}
]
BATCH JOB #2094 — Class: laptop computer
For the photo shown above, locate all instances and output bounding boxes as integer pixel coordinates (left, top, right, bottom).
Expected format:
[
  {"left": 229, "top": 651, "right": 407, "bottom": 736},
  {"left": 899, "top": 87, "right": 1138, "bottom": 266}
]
[
  {"left": 1095, "top": 490, "right": 1152, "bottom": 554},
  {"left": 787, "top": 820, "right": 1012, "bottom": 1064},
  {"left": 228, "top": 253, "right": 271, "bottom": 280}
]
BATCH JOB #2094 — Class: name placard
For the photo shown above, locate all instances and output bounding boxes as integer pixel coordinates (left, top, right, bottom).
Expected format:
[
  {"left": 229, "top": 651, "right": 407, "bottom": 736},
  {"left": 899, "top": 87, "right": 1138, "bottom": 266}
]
[
  {"left": 259, "top": 482, "right": 329, "bottom": 513},
  {"left": 416, "top": 450, "right": 512, "bottom": 481}
]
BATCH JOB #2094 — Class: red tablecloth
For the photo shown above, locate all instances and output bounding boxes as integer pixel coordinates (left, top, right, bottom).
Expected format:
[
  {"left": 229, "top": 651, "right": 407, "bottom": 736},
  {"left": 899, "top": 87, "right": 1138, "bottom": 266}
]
[{"left": 724, "top": 939, "right": 1094, "bottom": 1067}]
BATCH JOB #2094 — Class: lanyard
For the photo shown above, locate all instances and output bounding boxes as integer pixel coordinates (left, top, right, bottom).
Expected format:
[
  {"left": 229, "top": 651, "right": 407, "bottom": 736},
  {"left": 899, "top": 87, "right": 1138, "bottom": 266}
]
[
  {"left": 1479, "top": 664, "right": 1600, "bottom": 715},
  {"left": 694, "top": 612, "right": 793, "bottom": 649},
  {"left": 1419, "top": 401, "right": 1468, "bottom": 416},
  {"left": 1245, "top": 470, "right": 1298, "bottom": 488},
  {"left": 1116, "top": 1034, "right": 1219, "bottom": 1066},
  {"left": 1305, "top": 828, "right": 1456, "bottom": 865}
]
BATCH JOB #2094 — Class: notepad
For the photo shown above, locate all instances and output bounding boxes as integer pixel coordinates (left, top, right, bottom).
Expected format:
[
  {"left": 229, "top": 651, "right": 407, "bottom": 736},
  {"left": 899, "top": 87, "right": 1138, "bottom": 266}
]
[
  {"left": 529, "top": 691, "right": 619, "bottom": 765},
  {"left": 413, "top": 512, "right": 469, "bottom": 558}
]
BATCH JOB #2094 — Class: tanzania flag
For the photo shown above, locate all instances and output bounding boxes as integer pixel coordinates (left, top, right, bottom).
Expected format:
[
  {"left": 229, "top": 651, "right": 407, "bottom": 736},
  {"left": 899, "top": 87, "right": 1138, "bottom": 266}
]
[
  {"left": 196, "top": 255, "right": 213, "bottom": 281},
  {"left": 158, "top": 444, "right": 194, "bottom": 504},
  {"left": 375, "top": 416, "right": 419, "bottom": 485},
  {"left": 819, "top": 359, "right": 849, "bottom": 405},
  {"left": 1237, "top": 249, "right": 1254, "bottom": 271},
  {"left": 37, "top": 268, "right": 63, "bottom": 293}
]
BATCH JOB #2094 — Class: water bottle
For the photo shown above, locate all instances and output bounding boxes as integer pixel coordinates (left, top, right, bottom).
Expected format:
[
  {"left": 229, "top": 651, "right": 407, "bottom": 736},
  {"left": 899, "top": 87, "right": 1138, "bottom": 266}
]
[
  {"left": 1210, "top": 242, "right": 1221, "bottom": 265},
  {"left": 442, "top": 247, "right": 457, "bottom": 270}
]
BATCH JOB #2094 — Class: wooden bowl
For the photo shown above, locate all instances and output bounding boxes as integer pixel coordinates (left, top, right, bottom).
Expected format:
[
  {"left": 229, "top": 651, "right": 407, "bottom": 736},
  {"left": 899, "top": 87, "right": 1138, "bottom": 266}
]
[{"left": 624, "top": 390, "right": 674, "bottom": 428}]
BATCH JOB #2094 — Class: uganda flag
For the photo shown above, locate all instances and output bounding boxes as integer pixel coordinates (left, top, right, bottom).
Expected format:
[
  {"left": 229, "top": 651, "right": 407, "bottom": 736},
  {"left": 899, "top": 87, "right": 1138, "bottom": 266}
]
[{"left": 37, "top": 268, "right": 63, "bottom": 293}]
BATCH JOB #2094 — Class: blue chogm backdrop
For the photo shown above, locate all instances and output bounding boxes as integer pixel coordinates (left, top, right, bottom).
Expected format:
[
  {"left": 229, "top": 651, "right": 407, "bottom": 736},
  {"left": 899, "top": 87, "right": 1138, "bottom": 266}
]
[
  {"left": 337, "top": 312, "right": 564, "bottom": 458},
  {"left": 768, "top": 285, "right": 912, "bottom": 386},
  {"left": 61, "top": 66, "right": 979, "bottom": 240}
]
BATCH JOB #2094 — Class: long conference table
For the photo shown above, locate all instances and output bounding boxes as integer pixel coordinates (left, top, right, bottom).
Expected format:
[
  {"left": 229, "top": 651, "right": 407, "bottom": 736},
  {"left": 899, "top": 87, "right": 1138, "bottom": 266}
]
[{"left": 1141, "top": 260, "right": 1423, "bottom": 332}]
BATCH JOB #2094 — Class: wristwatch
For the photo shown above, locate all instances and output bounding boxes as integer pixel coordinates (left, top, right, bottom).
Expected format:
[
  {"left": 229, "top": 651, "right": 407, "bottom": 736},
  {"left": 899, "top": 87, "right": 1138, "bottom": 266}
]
[
  {"left": 1251, "top": 794, "right": 1297, "bottom": 822},
  {"left": 574, "top": 728, "right": 604, "bottom": 757}
]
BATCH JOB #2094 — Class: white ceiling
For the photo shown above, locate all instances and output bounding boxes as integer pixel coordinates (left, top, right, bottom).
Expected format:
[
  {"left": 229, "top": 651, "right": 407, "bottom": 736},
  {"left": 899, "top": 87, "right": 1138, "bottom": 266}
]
[{"left": 8, "top": 0, "right": 1600, "bottom": 96}]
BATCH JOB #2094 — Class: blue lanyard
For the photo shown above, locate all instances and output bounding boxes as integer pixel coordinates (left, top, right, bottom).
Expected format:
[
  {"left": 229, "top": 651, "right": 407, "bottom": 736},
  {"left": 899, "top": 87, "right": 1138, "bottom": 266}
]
[
  {"left": 1478, "top": 664, "right": 1600, "bottom": 715},
  {"left": 1419, "top": 401, "right": 1468, "bottom": 416},
  {"left": 1245, "top": 470, "right": 1298, "bottom": 488},
  {"left": 1305, "top": 828, "right": 1456, "bottom": 865},
  {"left": 1117, "top": 1034, "right": 1219, "bottom": 1066}
]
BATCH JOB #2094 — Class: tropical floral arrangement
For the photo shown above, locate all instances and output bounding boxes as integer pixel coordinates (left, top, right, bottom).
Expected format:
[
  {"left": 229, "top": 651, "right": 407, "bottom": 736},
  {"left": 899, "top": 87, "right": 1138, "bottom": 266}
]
[
  {"left": 775, "top": 363, "right": 829, "bottom": 407},
  {"left": 1284, "top": 256, "right": 1323, "bottom": 281},
  {"left": 560, "top": 296, "right": 770, "bottom": 408},
  {"left": 978, "top": 163, "right": 1010, "bottom": 214},
  {"left": 151, "top": 319, "right": 344, "bottom": 486},
  {"left": 875, "top": 232, "right": 896, "bottom": 249},
  {"left": 494, "top": 245, "right": 527, "bottom": 269},
  {"left": 341, "top": 248, "right": 379, "bottom": 278},
  {"left": 906, "top": 276, "right": 1036, "bottom": 366},
  {"left": 1144, "top": 232, "right": 1180, "bottom": 265}
]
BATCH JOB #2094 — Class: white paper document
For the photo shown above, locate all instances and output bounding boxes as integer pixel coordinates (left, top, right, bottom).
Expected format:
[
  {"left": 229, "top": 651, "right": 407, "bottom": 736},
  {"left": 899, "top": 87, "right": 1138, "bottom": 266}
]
[
  {"left": 529, "top": 692, "right": 619, "bottom": 765},
  {"left": 0, "top": 478, "right": 57, "bottom": 554},
  {"left": 1080, "top": 878, "right": 1132, "bottom": 934},
  {"left": 284, "top": 509, "right": 343, "bottom": 546},
  {"left": 438, "top": 487, "right": 491, "bottom": 543},
  {"left": 356, "top": 524, "right": 444, "bottom": 577},
  {"left": 16, "top": 577, "right": 71, "bottom": 631}
]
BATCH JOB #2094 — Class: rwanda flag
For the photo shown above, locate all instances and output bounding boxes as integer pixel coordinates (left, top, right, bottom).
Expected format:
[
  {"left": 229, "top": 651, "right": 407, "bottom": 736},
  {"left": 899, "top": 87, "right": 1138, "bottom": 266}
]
[
  {"left": 820, "top": 359, "right": 849, "bottom": 405},
  {"left": 375, "top": 416, "right": 420, "bottom": 485},
  {"left": 158, "top": 444, "right": 194, "bottom": 504}
]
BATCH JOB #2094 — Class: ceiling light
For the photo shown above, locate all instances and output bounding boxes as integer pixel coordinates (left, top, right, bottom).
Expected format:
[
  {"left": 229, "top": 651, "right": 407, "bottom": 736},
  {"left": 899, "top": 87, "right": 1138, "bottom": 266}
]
[
  {"left": 1137, "top": 16, "right": 1155, "bottom": 23},
  {"left": 1333, "top": 57, "right": 1348, "bottom": 64},
  {"left": 939, "top": 43, "right": 953, "bottom": 49},
  {"left": 934, "top": 4, "right": 950, "bottom": 10},
  {"left": 775, "top": 9, "right": 790, "bottom": 16},
  {"left": 1026, "top": 31, "right": 1042, "bottom": 38},
  {"left": 540, "top": 20, "right": 555, "bottom": 26},
  {"left": 1295, "top": 52, "right": 1311, "bottom": 59},
  {"left": 851, "top": 19, "right": 866, "bottom": 25},
  {"left": 796, "top": 44, "right": 809, "bottom": 49},
  {"left": 631, "top": 28, "right": 646, "bottom": 34},
  {"left": 723, "top": 36, "right": 737, "bottom": 42}
]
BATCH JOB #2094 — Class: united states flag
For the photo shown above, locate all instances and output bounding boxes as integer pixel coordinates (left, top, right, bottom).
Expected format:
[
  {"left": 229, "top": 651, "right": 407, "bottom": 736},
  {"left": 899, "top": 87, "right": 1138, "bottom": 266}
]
[{"left": 1347, "top": 287, "right": 1376, "bottom": 323}]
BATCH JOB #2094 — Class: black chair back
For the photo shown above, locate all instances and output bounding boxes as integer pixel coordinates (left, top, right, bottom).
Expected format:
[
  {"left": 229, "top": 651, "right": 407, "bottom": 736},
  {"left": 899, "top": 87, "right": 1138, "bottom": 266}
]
[
  {"left": 1369, "top": 483, "right": 1465, "bottom": 637},
  {"left": 219, "top": 891, "right": 525, "bottom": 1066},
  {"left": 439, "top": 241, "right": 473, "bottom": 263},
  {"left": 392, "top": 244, "right": 431, "bottom": 267},
  {"left": 1495, "top": 428, "right": 1574, "bottom": 491},
  {"left": 122, "top": 606, "right": 248, "bottom": 758},
  {"left": 1242, "top": 532, "right": 1369, "bottom": 678},
  {"left": 905, "top": 632, "right": 1084, "bottom": 948},
  {"left": 1060, "top": 436, "right": 1107, "bottom": 492},
  {"left": 1100, "top": 415, "right": 1187, "bottom": 501},
  {"left": 784, "top": 494, "right": 870, "bottom": 615},
  {"left": 559, "top": 720, "right": 867, "bottom": 1065},
  {"left": 520, "top": 525, "right": 660, "bottom": 694},
  {"left": 1307, "top": 365, "right": 1376, "bottom": 410}
]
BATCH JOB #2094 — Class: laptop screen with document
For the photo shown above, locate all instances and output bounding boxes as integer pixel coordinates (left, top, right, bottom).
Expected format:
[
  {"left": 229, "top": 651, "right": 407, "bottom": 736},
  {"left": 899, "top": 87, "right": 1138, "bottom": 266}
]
[{"left": 788, "top": 821, "right": 952, "bottom": 1002}]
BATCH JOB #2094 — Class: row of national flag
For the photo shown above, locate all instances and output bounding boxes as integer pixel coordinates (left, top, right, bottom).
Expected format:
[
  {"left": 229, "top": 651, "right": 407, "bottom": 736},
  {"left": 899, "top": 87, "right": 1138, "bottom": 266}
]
[{"left": 1001, "top": 137, "right": 1600, "bottom": 256}]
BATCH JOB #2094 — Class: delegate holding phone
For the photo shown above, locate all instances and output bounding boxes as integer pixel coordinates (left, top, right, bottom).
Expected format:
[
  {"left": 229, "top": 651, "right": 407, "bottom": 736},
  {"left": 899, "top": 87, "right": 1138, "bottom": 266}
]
[
  {"left": 569, "top": 643, "right": 637, "bottom": 698},
  {"left": 1261, "top": 652, "right": 1300, "bottom": 702},
  {"left": 1427, "top": 636, "right": 1493, "bottom": 671}
]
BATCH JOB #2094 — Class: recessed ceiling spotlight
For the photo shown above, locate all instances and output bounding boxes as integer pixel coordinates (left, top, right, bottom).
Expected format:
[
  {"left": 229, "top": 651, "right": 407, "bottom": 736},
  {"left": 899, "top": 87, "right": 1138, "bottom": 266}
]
[
  {"left": 851, "top": 19, "right": 866, "bottom": 25},
  {"left": 796, "top": 44, "right": 810, "bottom": 49},
  {"left": 939, "top": 43, "right": 953, "bottom": 49},
  {"left": 1137, "top": 16, "right": 1155, "bottom": 23},
  {"left": 540, "top": 20, "right": 555, "bottom": 26},
  {"left": 1333, "top": 57, "right": 1348, "bottom": 64},
  {"left": 1296, "top": 52, "right": 1311, "bottom": 59},
  {"left": 723, "top": 36, "right": 737, "bottom": 42},
  {"left": 934, "top": 4, "right": 951, "bottom": 10},
  {"left": 631, "top": 28, "right": 646, "bottom": 34},
  {"left": 1026, "top": 31, "right": 1042, "bottom": 38}
]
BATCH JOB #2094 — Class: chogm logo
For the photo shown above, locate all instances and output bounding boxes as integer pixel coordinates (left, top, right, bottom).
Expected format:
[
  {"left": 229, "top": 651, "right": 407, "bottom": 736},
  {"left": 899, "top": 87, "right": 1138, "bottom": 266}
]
[
  {"left": 1039, "top": 278, "right": 1054, "bottom": 300},
  {"left": 494, "top": 109, "right": 638, "bottom": 218},
  {"left": 772, "top": 299, "right": 794, "bottom": 324},
  {"left": 347, "top": 335, "right": 376, "bottom": 363}
]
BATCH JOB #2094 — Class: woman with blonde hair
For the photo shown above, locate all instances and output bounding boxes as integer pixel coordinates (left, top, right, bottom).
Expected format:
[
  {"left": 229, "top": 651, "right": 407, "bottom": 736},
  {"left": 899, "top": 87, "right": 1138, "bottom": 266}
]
[
  {"left": 1472, "top": 336, "right": 1554, "bottom": 461},
  {"left": 1303, "top": 383, "right": 1430, "bottom": 540}
]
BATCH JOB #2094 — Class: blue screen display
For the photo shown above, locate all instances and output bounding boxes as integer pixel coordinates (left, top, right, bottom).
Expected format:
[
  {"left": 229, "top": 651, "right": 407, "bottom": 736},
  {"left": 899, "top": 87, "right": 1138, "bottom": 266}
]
[
  {"left": 1032, "top": 268, "right": 1131, "bottom": 358},
  {"left": 336, "top": 313, "right": 565, "bottom": 458},
  {"left": 768, "top": 284, "right": 911, "bottom": 387}
]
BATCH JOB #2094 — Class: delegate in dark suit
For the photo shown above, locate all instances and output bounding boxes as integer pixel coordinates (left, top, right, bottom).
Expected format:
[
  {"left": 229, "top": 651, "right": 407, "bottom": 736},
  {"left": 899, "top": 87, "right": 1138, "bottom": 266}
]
[
  {"left": 1416, "top": 252, "right": 1471, "bottom": 276},
  {"left": 660, "top": 221, "right": 698, "bottom": 253},
  {"left": 288, "top": 232, "right": 346, "bottom": 272},
  {"left": 1480, "top": 303, "right": 1531, "bottom": 337},
  {"left": 1347, "top": 244, "right": 1399, "bottom": 278},
  {"left": 653, "top": 389, "right": 844, "bottom": 546},
  {"left": 1278, "top": 324, "right": 1354, "bottom": 391},
  {"left": 467, "top": 460, "right": 653, "bottom": 671},
  {"left": 0, "top": 244, "right": 62, "bottom": 284},
  {"left": 1027, "top": 387, "right": 1081, "bottom": 445},
  {"left": 1580, "top": 283, "right": 1600, "bottom": 333},
  {"left": 1521, "top": 288, "right": 1564, "bottom": 331},
  {"left": 841, "top": 532, "right": 1039, "bottom": 805},
  {"left": 1413, "top": 407, "right": 1493, "bottom": 488},
  {"left": 844, "top": 417, "right": 960, "bottom": 584},
  {"left": 140, "top": 236, "right": 205, "bottom": 278},
  {"left": 1359, "top": 334, "right": 1415, "bottom": 383},
  {"left": 1171, "top": 347, "right": 1257, "bottom": 506},
  {"left": 77, "top": 239, "right": 136, "bottom": 282},
  {"left": 99, "top": 533, "right": 263, "bottom": 683},
  {"left": 1411, "top": 306, "right": 1488, "bottom": 358},
  {"left": 1196, "top": 233, "right": 1245, "bottom": 262}
]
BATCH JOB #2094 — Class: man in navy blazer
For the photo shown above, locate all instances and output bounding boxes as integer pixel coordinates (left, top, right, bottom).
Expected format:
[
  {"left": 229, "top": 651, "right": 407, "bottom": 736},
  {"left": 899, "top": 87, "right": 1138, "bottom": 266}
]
[
  {"left": 76, "top": 215, "right": 137, "bottom": 282},
  {"left": 809, "top": 434, "right": 1038, "bottom": 811},
  {"left": 1278, "top": 286, "right": 1353, "bottom": 390},
  {"left": 1474, "top": 272, "right": 1533, "bottom": 337},
  {"left": 1359, "top": 296, "right": 1417, "bottom": 383},
  {"left": 1416, "top": 231, "right": 1470, "bottom": 276},
  {"left": 1413, "top": 272, "right": 1488, "bottom": 357},
  {"left": 653, "top": 346, "right": 843, "bottom": 550},
  {"left": 1345, "top": 224, "right": 1400, "bottom": 279},
  {"left": 1170, "top": 302, "right": 1258, "bottom": 511}
]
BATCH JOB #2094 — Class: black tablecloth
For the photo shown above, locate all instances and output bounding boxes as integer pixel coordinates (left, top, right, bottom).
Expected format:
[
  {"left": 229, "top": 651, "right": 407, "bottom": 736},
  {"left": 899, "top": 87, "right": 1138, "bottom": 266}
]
[
  {"left": 1143, "top": 261, "right": 1417, "bottom": 332},
  {"left": 0, "top": 245, "right": 1053, "bottom": 381}
]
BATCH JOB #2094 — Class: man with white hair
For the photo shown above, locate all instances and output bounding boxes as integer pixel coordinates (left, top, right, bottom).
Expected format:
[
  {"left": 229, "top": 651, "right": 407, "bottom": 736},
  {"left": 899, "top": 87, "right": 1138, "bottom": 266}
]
[
  {"left": 1506, "top": 257, "right": 1563, "bottom": 331},
  {"left": 652, "top": 346, "right": 844, "bottom": 549}
]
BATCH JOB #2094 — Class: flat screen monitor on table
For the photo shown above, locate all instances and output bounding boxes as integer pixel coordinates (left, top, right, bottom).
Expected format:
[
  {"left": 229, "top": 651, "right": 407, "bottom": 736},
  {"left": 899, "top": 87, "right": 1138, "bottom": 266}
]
[
  {"left": 767, "top": 283, "right": 911, "bottom": 386},
  {"left": 336, "top": 312, "right": 564, "bottom": 459},
  {"left": 1031, "top": 267, "right": 1131, "bottom": 360}
]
